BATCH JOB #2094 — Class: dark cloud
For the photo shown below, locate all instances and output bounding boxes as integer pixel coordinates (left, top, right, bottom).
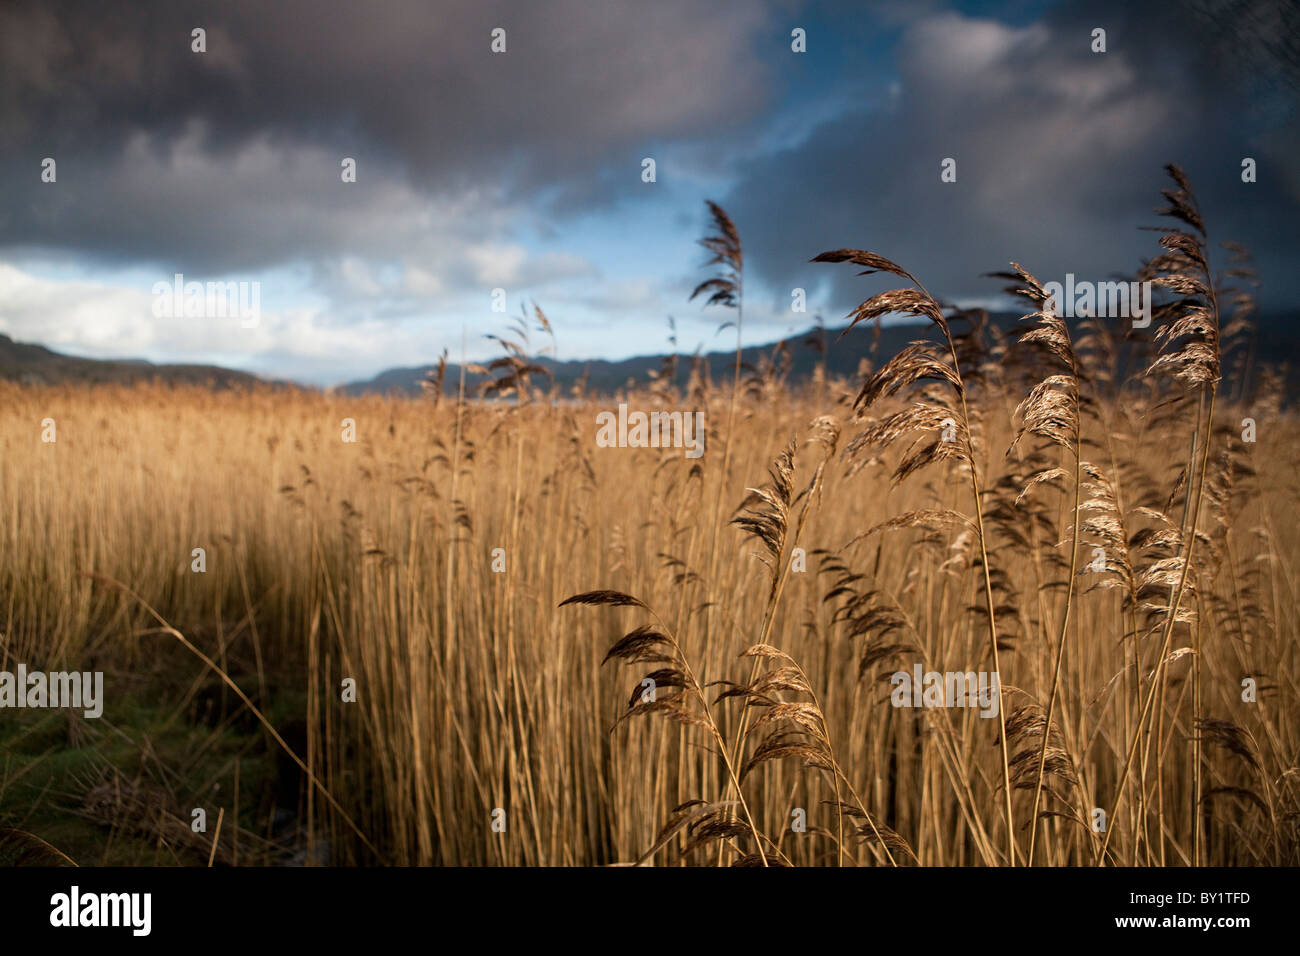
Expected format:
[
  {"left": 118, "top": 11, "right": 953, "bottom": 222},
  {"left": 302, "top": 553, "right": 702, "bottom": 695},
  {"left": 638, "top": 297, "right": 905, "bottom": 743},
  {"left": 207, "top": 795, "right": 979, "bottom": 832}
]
[
  {"left": 0, "top": 0, "right": 788, "bottom": 271},
  {"left": 723, "top": 0, "right": 1300, "bottom": 316},
  {"left": 1, "top": 0, "right": 1296, "bottom": 381}
]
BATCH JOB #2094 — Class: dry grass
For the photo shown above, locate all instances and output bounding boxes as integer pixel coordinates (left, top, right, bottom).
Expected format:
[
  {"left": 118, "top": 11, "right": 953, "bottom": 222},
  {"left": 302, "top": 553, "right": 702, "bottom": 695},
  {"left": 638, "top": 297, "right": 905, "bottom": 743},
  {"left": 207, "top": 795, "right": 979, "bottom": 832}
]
[{"left": 1, "top": 167, "right": 1296, "bottom": 866}]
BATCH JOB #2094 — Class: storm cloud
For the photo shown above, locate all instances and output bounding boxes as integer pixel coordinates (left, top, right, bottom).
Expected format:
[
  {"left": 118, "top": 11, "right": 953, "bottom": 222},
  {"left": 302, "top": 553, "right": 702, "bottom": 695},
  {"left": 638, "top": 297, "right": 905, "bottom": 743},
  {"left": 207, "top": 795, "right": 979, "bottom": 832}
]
[{"left": 0, "top": 0, "right": 1295, "bottom": 382}]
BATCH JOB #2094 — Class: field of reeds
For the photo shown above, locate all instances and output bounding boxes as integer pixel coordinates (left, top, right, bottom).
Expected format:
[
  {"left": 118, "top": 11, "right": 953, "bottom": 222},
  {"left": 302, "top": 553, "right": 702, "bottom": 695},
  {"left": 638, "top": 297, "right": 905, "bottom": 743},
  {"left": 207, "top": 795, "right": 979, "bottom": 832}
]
[{"left": 0, "top": 167, "right": 1296, "bottom": 867}]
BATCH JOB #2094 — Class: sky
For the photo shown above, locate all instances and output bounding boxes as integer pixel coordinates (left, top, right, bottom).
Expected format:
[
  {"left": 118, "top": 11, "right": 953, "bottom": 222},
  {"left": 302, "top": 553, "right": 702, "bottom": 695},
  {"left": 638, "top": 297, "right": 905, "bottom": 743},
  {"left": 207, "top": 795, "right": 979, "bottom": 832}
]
[{"left": 1, "top": 0, "right": 1297, "bottom": 385}]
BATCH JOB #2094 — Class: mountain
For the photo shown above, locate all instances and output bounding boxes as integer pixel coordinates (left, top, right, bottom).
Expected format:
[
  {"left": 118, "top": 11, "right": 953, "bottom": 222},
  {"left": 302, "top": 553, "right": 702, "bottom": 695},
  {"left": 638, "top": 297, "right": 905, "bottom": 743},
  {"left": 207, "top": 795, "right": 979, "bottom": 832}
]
[
  {"left": 0, "top": 334, "right": 265, "bottom": 388},
  {"left": 342, "top": 317, "right": 963, "bottom": 398},
  {"left": 3, "top": 306, "right": 1295, "bottom": 396},
  {"left": 341, "top": 310, "right": 1300, "bottom": 398}
]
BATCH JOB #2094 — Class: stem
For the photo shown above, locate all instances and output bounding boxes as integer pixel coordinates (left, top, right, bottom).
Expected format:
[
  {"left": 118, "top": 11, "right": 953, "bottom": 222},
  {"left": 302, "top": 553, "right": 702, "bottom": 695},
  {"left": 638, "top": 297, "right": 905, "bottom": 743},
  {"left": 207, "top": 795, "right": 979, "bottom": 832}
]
[
  {"left": 939, "top": 322, "right": 1017, "bottom": 866},
  {"left": 906, "top": 275, "right": 1017, "bottom": 864},
  {"left": 1027, "top": 390, "right": 1083, "bottom": 865},
  {"left": 644, "top": 605, "right": 769, "bottom": 866},
  {"left": 1095, "top": 385, "right": 1216, "bottom": 865}
]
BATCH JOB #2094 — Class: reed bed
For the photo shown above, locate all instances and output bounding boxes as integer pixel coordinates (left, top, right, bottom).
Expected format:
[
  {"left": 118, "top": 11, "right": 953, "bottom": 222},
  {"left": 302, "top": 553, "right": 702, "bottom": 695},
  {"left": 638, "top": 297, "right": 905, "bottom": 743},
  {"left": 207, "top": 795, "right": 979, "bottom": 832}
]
[{"left": 0, "top": 167, "right": 1296, "bottom": 866}]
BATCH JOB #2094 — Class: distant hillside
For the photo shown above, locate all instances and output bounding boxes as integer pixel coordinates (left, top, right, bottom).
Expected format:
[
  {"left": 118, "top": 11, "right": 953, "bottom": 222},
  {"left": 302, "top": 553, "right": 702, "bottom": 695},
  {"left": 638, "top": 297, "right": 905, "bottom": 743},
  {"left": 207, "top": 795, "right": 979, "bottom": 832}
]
[
  {"left": 3, "top": 307, "right": 1295, "bottom": 396},
  {"left": 343, "top": 316, "right": 970, "bottom": 398},
  {"left": 0, "top": 333, "right": 265, "bottom": 388},
  {"left": 343, "top": 310, "right": 1300, "bottom": 399}
]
